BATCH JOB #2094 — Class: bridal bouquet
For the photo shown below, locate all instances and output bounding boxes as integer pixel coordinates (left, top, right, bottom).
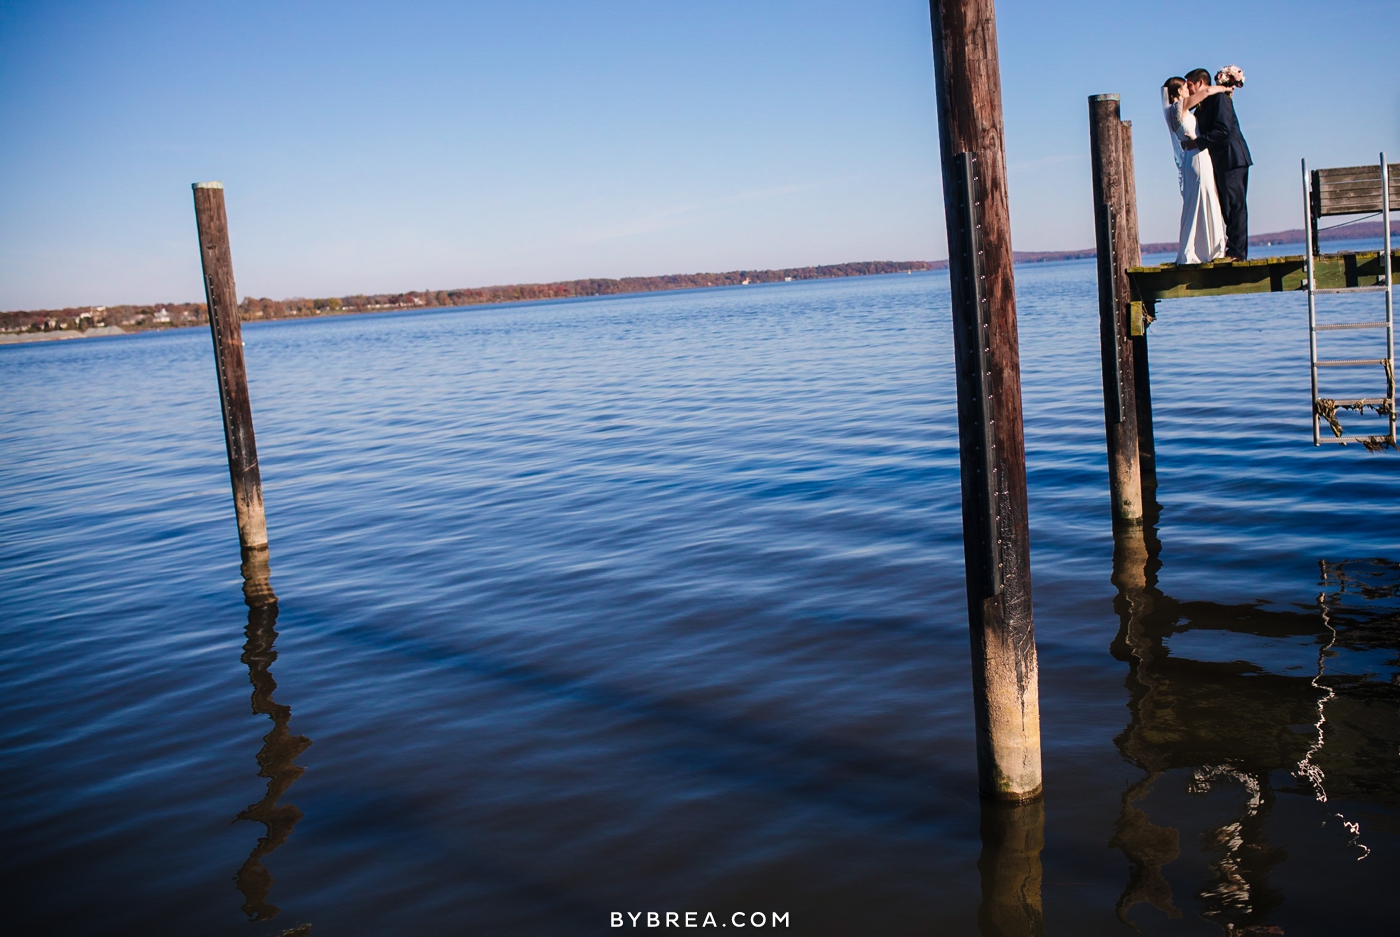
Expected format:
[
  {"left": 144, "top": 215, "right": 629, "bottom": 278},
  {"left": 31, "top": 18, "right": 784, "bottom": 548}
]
[{"left": 1215, "top": 65, "right": 1245, "bottom": 88}]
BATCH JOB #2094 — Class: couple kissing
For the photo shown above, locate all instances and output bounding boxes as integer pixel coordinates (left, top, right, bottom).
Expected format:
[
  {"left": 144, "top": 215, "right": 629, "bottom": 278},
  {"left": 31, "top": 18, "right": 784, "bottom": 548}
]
[{"left": 1162, "top": 65, "right": 1251, "bottom": 264}]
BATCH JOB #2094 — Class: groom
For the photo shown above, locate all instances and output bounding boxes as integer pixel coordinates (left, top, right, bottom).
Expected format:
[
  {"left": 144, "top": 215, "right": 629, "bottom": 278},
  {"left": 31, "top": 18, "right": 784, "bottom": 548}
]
[{"left": 1184, "top": 67, "right": 1252, "bottom": 259}]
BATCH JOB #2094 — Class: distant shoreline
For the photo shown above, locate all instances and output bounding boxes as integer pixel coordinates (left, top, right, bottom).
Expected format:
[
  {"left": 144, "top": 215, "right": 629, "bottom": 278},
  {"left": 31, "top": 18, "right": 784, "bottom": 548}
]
[
  {"left": 0, "top": 325, "right": 128, "bottom": 345},
  {"left": 4, "top": 221, "right": 1394, "bottom": 342}
]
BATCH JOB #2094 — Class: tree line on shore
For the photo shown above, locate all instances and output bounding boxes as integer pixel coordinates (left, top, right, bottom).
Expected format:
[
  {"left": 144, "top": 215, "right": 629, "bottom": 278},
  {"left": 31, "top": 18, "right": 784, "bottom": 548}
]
[
  {"left": 7, "top": 221, "right": 1392, "bottom": 336},
  {"left": 0, "top": 261, "right": 940, "bottom": 334}
]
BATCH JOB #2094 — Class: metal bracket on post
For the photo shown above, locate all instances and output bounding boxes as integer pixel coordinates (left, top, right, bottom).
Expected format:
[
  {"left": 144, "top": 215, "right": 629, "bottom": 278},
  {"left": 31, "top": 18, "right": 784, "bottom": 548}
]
[
  {"left": 1302, "top": 159, "right": 1321, "bottom": 446},
  {"left": 1096, "top": 201, "right": 1125, "bottom": 423},
  {"left": 1382, "top": 152, "right": 1396, "bottom": 446},
  {"left": 953, "top": 151, "right": 1002, "bottom": 595}
]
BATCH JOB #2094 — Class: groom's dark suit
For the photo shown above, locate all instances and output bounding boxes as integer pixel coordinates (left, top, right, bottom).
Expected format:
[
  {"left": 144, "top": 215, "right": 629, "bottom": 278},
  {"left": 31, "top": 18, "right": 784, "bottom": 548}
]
[{"left": 1195, "top": 92, "right": 1252, "bottom": 259}]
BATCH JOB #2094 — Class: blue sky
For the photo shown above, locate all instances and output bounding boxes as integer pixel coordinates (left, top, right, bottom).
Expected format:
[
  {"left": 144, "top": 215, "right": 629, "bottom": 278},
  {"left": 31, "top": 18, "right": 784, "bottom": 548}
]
[{"left": 1, "top": 0, "right": 1396, "bottom": 309}]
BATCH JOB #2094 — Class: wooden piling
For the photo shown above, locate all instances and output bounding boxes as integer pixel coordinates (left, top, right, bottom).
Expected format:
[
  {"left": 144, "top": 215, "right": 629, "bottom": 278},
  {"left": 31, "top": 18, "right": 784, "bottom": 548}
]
[
  {"left": 1088, "top": 96, "right": 1145, "bottom": 526},
  {"left": 930, "top": 0, "right": 1042, "bottom": 801},
  {"left": 1119, "top": 121, "right": 1157, "bottom": 492},
  {"left": 192, "top": 182, "right": 268, "bottom": 551}
]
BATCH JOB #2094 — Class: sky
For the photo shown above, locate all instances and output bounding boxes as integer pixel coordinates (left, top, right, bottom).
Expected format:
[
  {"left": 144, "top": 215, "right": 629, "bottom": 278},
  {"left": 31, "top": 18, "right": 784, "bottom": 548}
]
[{"left": 1, "top": 0, "right": 1397, "bottom": 309}]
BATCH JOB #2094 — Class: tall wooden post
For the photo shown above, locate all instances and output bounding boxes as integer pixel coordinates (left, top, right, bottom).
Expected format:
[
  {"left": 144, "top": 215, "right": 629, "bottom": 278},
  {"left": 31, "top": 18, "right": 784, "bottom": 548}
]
[
  {"left": 1089, "top": 96, "right": 1145, "bottom": 527},
  {"left": 1130, "top": 340, "right": 1157, "bottom": 494},
  {"left": 1119, "top": 121, "right": 1157, "bottom": 492},
  {"left": 931, "top": 0, "right": 1042, "bottom": 801},
  {"left": 193, "top": 182, "right": 269, "bottom": 551}
]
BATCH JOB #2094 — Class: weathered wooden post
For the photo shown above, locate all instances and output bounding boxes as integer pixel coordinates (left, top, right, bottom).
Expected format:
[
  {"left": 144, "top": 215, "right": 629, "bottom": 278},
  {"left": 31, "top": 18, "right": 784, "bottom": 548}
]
[
  {"left": 192, "top": 182, "right": 269, "bottom": 551},
  {"left": 1118, "top": 121, "right": 1158, "bottom": 493},
  {"left": 930, "top": 0, "right": 1042, "bottom": 801},
  {"left": 1119, "top": 122, "right": 1141, "bottom": 273},
  {"left": 1089, "top": 97, "right": 1145, "bottom": 526}
]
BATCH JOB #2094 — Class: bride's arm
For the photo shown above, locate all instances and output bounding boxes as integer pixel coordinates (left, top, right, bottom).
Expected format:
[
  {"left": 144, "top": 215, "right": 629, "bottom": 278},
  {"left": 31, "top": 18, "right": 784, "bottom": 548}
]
[
  {"left": 1178, "top": 86, "right": 1228, "bottom": 148},
  {"left": 1165, "top": 100, "right": 1185, "bottom": 134},
  {"left": 1181, "top": 84, "right": 1227, "bottom": 110}
]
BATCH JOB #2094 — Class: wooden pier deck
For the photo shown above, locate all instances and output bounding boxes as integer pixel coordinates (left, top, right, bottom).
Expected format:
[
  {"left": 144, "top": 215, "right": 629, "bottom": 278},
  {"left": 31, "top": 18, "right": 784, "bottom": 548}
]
[{"left": 1126, "top": 249, "right": 1399, "bottom": 334}]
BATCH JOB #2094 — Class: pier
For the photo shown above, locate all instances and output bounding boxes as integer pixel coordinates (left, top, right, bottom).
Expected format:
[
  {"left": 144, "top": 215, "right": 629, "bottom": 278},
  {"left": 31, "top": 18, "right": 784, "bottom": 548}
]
[{"left": 1088, "top": 97, "right": 1397, "bottom": 523}]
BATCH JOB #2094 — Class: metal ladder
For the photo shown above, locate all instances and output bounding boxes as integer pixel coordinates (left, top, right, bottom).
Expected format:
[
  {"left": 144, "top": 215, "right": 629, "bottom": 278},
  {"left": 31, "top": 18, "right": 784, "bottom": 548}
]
[{"left": 1303, "top": 154, "right": 1397, "bottom": 450}]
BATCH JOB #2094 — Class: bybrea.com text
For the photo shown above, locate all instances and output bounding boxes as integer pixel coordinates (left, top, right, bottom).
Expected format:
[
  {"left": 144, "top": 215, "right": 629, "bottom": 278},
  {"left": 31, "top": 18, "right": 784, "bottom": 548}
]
[{"left": 611, "top": 911, "right": 790, "bottom": 928}]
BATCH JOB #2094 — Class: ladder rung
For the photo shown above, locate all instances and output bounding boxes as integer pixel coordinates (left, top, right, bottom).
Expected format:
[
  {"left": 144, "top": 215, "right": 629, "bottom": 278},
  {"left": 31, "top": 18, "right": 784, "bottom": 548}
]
[
  {"left": 1316, "top": 358, "right": 1389, "bottom": 366},
  {"left": 1313, "top": 286, "right": 1389, "bottom": 294},
  {"left": 1316, "top": 397, "right": 1391, "bottom": 407},
  {"left": 1318, "top": 435, "right": 1398, "bottom": 445},
  {"left": 1314, "top": 321, "right": 1390, "bottom": 331}
]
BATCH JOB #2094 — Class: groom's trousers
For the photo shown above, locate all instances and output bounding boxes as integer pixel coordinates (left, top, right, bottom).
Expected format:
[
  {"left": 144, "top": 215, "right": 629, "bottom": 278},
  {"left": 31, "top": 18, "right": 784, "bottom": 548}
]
[{"left": 1217, "top": 167, "right": 1249, "bottom": 259}]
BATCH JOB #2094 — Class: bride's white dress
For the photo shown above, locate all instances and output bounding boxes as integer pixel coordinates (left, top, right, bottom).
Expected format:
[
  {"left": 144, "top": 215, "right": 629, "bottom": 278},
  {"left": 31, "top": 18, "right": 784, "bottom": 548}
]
[{"left": 1163, "top": 94, "right": 1226, "bottom": 264}]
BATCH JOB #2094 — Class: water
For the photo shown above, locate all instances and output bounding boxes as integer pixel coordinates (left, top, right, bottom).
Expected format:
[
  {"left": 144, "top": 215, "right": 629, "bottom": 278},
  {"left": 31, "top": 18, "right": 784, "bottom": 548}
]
[{"left": 2, "top": 251, "right": 1396, "bottom": 935}]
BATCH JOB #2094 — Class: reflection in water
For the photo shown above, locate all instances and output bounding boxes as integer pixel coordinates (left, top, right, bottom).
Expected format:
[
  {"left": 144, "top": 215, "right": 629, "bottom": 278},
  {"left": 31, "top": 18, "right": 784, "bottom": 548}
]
[
  {"left": 1109, "top": 518, "right": 1400, "bottom": 933},
  {"left": 1296, "top": 559, "right": 1400, "bottom": 862},
  {"left": 977, "top": 799, "right": 1044, "bottom": 937},
  {"left": 1108, "top": 770, "right": 1181, "bottom": 924},
  {"left": 234, "top": 547, "right": 312, "bottom": 922}
]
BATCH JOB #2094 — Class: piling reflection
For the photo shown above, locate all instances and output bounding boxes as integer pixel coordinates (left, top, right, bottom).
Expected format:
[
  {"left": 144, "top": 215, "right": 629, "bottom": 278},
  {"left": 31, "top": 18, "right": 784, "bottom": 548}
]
[
  {"left": 1109, "top": 518, "right": 1400, "bottom": 933},
  {"left": 234, "top": 547, "right": 312, "bottom": 921},
  {"left": 977, "top": 799, "right": 1045, "bottom": 937}
]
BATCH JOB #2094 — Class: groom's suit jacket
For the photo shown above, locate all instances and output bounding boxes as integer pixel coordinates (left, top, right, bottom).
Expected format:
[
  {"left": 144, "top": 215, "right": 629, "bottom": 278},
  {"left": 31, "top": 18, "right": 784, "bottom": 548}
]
[{"left": 1195, "top": 92, "right": 1252, "bottom": 171}]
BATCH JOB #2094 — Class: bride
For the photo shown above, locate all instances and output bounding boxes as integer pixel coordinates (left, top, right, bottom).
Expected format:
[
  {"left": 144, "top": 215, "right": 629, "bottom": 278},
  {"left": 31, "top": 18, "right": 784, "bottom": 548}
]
[{"left": 1162, "top": 77, "right": 1227, "bottom": 264}]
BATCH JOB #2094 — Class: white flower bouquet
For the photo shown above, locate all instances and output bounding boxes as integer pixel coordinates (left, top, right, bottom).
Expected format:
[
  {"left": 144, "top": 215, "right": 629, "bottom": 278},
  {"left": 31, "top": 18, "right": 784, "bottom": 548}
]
[{"left": 1215, "top": 65, "right": 1245, "bottom": 88}]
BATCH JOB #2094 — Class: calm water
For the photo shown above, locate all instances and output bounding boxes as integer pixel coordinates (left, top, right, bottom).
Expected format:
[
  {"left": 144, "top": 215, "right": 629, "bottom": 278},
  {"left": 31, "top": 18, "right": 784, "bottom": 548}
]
[{"left": 2, "top": 252, "right": 1396, "bottom": 936}]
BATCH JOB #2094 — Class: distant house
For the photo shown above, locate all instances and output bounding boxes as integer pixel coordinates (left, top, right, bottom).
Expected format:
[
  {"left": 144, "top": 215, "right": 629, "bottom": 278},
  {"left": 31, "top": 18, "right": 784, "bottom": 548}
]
[{"left": 154, "top": 308, "right": 171, "bottom": 323}]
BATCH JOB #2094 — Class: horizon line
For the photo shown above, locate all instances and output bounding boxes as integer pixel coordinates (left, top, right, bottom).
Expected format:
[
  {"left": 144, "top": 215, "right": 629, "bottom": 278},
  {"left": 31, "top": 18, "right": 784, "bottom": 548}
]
[{"left": 3, "top": 221, "right": 1395, "bottom": 320}]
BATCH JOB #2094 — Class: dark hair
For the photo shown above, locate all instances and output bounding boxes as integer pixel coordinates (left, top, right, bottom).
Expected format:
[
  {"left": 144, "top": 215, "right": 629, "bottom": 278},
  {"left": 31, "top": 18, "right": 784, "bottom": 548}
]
[
  {"left": 1163, "top": 77, "right": 1186, "bottom": 101},
  {"left": 1184, "top": 68, "right": 1212, "bottom": 85}
]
